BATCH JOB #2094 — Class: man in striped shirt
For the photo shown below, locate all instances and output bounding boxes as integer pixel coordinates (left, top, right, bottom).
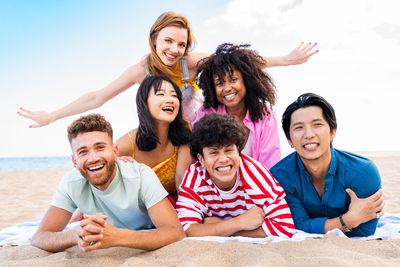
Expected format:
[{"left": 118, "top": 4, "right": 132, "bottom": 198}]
[{"left": 176, "top": 114, "right": 294, "bottom": 238}]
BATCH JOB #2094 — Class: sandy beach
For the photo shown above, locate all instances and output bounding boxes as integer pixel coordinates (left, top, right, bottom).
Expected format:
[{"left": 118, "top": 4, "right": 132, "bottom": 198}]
[{"left": 1, "top": 155, "right": 400, "bottom": 266}]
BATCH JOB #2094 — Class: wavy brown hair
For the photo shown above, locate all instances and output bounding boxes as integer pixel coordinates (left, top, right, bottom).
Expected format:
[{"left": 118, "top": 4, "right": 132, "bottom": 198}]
[
  {"left": 146, "top": 12, "right": 196, "bottom": 80},
  {"left": 197, "top": 43, "right": 276, "bottom": 122}
]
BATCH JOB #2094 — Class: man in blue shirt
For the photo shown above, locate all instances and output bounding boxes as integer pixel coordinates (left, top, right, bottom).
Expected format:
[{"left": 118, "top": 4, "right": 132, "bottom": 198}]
[{"left": 270, "top": 93, "right": 383, "bottom": 237}]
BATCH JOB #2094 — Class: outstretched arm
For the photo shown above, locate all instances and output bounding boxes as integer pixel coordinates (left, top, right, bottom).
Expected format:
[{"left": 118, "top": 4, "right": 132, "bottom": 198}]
[
  {"left": 18, "top": 62, "right": 146, "bottom": 128},
  {"left": 263, "top": 42, "right": 318, "bottom": 68},
  {"left": 31, "top": 206, "right": 79, "bottom": 252}
]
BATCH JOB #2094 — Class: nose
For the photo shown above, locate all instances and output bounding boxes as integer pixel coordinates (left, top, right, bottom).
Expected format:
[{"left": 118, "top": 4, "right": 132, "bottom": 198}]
[
  {"left": 165, "top": 94, "right": 175, "bottom": 103},
  {"left": 304, "top": 125, "right": 315, "bottom": 139},
  {"left": 170, "top": 43, "right": 178, "bottom": 53},
  {"left": 87, "top": 149, "right": 100, "bottom": 162},
  {"left": 218, "top": 152, "right": 229, "bottom": 162}
]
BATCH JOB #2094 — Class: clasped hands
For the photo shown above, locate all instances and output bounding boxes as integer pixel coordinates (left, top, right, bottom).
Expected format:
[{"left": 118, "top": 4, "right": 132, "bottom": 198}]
[{"left": 77, "top": 212, "right": 117, "bottom": 252}]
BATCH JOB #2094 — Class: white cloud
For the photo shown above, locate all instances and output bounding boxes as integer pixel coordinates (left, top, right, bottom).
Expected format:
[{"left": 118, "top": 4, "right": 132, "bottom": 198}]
[{"left": 196, "top": 0, "right": 400, "bottom": 153}]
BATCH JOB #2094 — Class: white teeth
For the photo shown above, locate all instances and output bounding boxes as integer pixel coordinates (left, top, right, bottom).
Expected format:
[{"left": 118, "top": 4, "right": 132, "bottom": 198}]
[
  {"left": 162, "top": 106, "right": 174, "bottom": 112},
  {"left": 304, "top": 144, "right": 318, "bottom": 149},
  {"left": 165, "top": 53, "right": 176, "bottom": 59},
  {"left": 224, "top": 93, "right": 236, "bottom": 100},
  {"left": 217, "top": 166, "right": 231, "bottom": 172},
  {"left": 88, "top": 165, "right": 104, "bottom": 171}
]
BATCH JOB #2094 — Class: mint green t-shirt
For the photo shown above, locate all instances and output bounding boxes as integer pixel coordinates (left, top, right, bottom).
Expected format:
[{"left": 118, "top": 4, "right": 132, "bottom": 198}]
[{"left": 51, "top": 160, "right": 168, "bottom": 230}]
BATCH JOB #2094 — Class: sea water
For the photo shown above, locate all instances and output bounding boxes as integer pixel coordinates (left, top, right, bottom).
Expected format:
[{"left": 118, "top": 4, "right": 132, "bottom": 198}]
[{"left": 0, "top": 157, "right": 73, "bottom": 171}]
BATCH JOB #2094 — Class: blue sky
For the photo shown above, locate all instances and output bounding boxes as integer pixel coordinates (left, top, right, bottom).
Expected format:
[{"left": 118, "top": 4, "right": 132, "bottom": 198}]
[{"left": 1, "top": 0, "right": 399, "bottom": 157}]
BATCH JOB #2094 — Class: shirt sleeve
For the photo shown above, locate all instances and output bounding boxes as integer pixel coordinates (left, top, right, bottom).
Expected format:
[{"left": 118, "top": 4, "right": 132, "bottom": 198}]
[
  {"left": 281, "top": 187, "right": 328, "bottom": 234},
  {"left": 139, "top": 165, "right": 168, "bottom": 209},
  {"left": 347, "top": 160, "right": 382, "bottom": 237},
  {"left": 51, "top": 174, "right": 77, "bottom": 214},
  {"left": 257, "top": 110, "right": 281, "bottom": 169},
  {"left": 262, "top": 195, "right": 295, "bottom": 238},
  {"left": 271, "top": 167, "right": 328, "bottom": 234},
  {"left": 175, "top": 186, "right": 208, "bottom": 231}
]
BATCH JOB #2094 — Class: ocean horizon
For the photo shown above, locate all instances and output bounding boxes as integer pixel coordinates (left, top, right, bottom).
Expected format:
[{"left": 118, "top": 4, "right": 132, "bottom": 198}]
[
  {"left": 0, "top": 157, "right": 73, "bottom": 171},
  {"left": 1, "top": 150, "right": 399, "bottom": 171}
]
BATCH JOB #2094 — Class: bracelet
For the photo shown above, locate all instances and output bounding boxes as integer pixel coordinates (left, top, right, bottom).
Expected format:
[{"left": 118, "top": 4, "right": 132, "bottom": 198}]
[{"left": 339, "top": 215, "right": 351, "bottom": 233}]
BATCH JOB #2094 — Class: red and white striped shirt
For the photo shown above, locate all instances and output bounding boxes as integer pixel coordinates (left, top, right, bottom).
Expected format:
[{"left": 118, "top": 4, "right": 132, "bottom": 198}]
[{"left": 176, "top": 153, "right": 294, "bottom": 238}]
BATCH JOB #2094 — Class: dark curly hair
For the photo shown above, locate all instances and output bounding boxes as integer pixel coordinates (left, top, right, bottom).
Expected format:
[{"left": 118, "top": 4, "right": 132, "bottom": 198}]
[
  {"left": 67, "top": 113, "right": 113, "bottom": 143},
  {"left": 197, "top": 43, "right": 276, "bottom": 122},
  {"left": 136, "top": 75, "right": 191, "bottom": 151},
  {"left": 190, "top": 113, "right": 246, "bottom": 159}
]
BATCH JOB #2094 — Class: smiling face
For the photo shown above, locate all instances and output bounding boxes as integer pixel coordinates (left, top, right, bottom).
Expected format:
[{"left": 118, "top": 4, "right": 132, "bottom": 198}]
[
  {"left": 214, "top": 69, "right": 247, "bottom": 112},
  {"left": 147, "top": 80, "right": 180, "bottom": 123},
  {"left": 197, "top": 144, "right": 240, "bottom": 191},
  {"left": 154, "top": 26, "right": 188, "bottom": 67},
  {"left": 288, "top": 106, "right": 336, "bottom": 165},
  {"left": 71, "top": 131, "right": 118, "bottom": 191}
]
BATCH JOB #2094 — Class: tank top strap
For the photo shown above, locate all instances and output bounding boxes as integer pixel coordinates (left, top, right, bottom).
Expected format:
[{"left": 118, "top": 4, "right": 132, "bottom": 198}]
[
  {"left": 179, "top": 55, "right": 190, "bottom": 81},
  {"left": 127, "top": 132, "right": 136, "bottom": 158},
  {"left": 143, "top": 55, "right": 151, "bottom": 76}
]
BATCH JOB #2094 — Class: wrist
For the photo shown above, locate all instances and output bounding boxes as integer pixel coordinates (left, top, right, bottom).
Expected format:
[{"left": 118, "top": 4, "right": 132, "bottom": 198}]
[{"left": 342, "top": 213, "right": 358, "bottom": 230}]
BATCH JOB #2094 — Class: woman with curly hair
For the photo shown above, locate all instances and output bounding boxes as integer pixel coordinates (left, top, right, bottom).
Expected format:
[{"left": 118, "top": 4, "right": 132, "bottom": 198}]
[
  {"left": 196, "top": 43, "right": 280, "bottom": 169},
  {"left": 18, "top": 11, "right": 317, "bottom": 126}
]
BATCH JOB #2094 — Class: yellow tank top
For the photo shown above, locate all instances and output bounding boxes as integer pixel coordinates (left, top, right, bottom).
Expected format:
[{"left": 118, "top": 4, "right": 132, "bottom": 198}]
[{"left": 128, "top": 132, "right": 177, "bottom": 194}]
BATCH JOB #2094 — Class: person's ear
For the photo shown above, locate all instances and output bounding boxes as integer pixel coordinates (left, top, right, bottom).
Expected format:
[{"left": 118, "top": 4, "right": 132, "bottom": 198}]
[
  {"left": 330, "top": 128, "right": 337, "bottom": 142},
  {"left": 114, "top": 144, "right": 119, "bottom": 157},
  {"left": 197, "top": 153, "right": 205, "bottom": 167},
  {"left": 287, "top": 139, "right": 294, "bottom": 148},
  {"left": 71, "top": 154, "right": 77, "bottom": 168}
]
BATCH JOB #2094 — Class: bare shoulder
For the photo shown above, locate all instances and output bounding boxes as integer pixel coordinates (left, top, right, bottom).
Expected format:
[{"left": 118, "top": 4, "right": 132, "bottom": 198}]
[
  {"left": 177, "top": 144, "right": 191, "bottom": 156},
  {"left": 115, "top": 129, "right": 138, "bottom": 157},
  {"left": 186, "top": 51, "right": 210, "bottom": 70}
]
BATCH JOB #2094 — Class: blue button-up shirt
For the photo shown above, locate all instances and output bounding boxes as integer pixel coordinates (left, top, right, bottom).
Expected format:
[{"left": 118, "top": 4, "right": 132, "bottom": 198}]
[{"left": 270, "top": 148, "right": 381, "bottom": 237}]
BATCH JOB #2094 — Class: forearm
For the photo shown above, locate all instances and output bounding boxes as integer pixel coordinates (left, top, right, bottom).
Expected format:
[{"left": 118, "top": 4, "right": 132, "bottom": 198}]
[
  {"left": 185, "top": 217, "right": 242, "bottom": 237},
  {"left": 232, "top": 226, "right": 266, "bottom": 238},
  {"left": 31, "top": 228, "right": 78, "bottom": 252},
  {"left": 52, "top": 75, "right": 135, "bottom": 122},
  {"left": 113, "top": 226, "right": 185, "bottom": 250},
  {"left": 323, "top": 213, "right": 362, "bottom": 234},
  {"left": 262, "top": 56, "right": 289, "bottom": 68}
]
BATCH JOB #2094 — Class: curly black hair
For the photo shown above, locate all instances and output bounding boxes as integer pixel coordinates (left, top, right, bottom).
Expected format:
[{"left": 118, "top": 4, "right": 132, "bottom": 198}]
[
  {"left": 197, "top": 43, "right": 276, "bottom": 122},
  {"left": 136, "top": 75, "right": 191, "bottom": 151},
  {"left": 190, "top": 113, "right": 246, "bottom": 159}
]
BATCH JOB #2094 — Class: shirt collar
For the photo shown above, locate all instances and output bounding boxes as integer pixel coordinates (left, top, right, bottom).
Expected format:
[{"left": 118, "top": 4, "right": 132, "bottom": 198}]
[{"left": 295, "top": 148, "right": 338, "bottom": 180}]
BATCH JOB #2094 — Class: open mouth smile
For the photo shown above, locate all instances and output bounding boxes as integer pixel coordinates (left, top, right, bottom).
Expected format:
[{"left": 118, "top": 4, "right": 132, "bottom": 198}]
[
  {"left": 224, "top": 93, "right": 237, "bottom": 100},
  {"left": 88, "top": 164, "right": 105, "bottom": 172},
  {"left": 162, "top": 106, "right": 175, "bottom": 114},
  {"left": 216, "top": 165, "right": 232, "bottom": 172}
]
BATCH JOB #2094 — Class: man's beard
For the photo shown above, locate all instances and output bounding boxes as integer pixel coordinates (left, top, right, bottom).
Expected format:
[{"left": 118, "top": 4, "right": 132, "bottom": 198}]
[{"left": 78, "top": 158, "right": 117, "bottom": 189}]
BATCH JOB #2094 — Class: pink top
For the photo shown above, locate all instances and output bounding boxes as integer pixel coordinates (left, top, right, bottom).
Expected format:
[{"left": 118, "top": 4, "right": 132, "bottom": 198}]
[{"left": 196, "top": 105, "right": 281, "bottom": 169}]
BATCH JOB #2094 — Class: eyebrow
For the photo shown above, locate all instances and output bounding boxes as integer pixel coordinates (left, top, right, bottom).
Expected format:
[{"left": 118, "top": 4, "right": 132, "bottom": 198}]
[
  {"left": 76, "top": 141, "right": 107, "bottom": 152},
  {"left": 291, "top": 118, "right": 324, "bottom": 127}
]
